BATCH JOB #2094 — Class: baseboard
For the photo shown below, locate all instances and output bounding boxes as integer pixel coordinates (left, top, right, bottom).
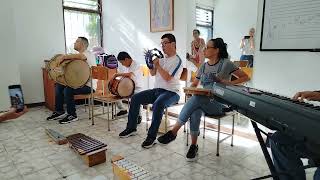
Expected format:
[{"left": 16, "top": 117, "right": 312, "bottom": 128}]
[{"left": 26, "top": 102, "right": 45, "bottom": 108}]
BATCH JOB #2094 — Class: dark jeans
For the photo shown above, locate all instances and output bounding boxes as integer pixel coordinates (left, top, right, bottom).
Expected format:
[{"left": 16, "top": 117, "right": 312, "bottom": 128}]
[
  {"left": 268, "top": 132, "right": 320, "bottom": 180},
  {"left": 55, "top": 83, "right": 91, "bottom": 116},
  {"left": 126, "top": 88, "right": 180, "bottom": 139},
  {"left": 240, "top": 55, "right": 254, "bottom": 67}
]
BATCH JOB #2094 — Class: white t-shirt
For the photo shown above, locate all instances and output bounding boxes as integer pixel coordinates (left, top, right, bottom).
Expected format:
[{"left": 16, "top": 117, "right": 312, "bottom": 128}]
[
  {"left": 84, "top": 51, "right": 97, "bottom": 90},
  {"left": 154, "top": 55, "right": 183, "bottom": 93},
  {"left": 118, "top": 60, "right": 143, "bottom": 93},
  {"left": 241, "top": 38, "right": 255, "bottom": 55}
]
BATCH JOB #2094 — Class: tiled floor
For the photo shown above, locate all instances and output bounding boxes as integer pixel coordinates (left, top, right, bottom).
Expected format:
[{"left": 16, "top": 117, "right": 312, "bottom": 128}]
[{"left": 0, "top": 106, "right": 316, "bottom": 180}]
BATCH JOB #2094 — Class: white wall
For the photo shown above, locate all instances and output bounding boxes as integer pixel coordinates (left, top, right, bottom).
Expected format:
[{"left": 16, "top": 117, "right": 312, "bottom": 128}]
[
  {"left": 102, "top": 0, "right": 214, "bottom": 88},
  {"left": 0, "top": 1, "right": 20, "bottom": 111},
  {"left": 213, "top": 0, "right": 320, "bottom": 96},
  {"left": 102, "top": 0, "right": 192, "bottom": 89},
  {"left": 102, "top": 0, "right": 189, "bottom": 64},
  {"left": 13, "top": 0, "right": 65, "bottom": 104},
  {"left": 0, "top": 0, "right": 216, "bottom": 107},
  {"left": 213, "top": 0, "right": 258, "bottom": 60},
  {"left": 253, "top": 0, "right": 320, "bottom": 96}
]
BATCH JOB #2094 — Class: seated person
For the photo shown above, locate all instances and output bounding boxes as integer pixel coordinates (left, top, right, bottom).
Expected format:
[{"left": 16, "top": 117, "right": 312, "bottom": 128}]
[
  {"left": 157, "top": 38, "right": 249, "bottom": 161},
  {"left": 46, "top": 37, "right": 97, "bottom": 124},
  {"left": 268, "top": 90, "right": 320, "bottom": 180},
  {"left": 0, "top": 106, "right": 28, "bottom": 122},
  {"left": 118, "top": 33, "right": 183, "bottom": 149},
  {"left": 114, "top": 51, "right": 143, "bottom": 123}
]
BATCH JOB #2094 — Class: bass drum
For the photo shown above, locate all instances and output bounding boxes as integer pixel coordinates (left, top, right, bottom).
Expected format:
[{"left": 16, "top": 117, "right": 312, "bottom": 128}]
[
  {"left": 108, "top": 76, "right": 135, "bottom": 98},
  {"left": 46, "top": 54, "right": 90, "bottom": 89}
]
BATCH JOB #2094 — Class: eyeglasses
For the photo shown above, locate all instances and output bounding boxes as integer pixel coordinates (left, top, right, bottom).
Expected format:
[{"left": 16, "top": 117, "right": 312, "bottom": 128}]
[{"left": 160, "top": 41, "right": 172, "bottom": 46}]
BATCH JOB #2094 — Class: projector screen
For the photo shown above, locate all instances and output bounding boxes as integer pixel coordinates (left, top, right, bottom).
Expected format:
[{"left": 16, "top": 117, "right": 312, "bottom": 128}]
[{"left": 260, "top": 0, "right": 320, "bottom": 51}]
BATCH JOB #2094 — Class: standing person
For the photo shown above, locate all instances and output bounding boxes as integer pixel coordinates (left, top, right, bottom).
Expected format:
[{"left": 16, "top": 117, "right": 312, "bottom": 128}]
[
  {"left": 118, "top": 33, "right": 183, "bottom": 149},
  {"left": 187, "top": 29, "right": 206, "bottom": 68},
  {"left": 157, "top": 38, "right": 249, "bottom": 161},
  {"left": 240, "top": 27, "right": 255, "bottom": 67},
  {"left": 46, "top": 37, "right": 97, "bottom": 124}
]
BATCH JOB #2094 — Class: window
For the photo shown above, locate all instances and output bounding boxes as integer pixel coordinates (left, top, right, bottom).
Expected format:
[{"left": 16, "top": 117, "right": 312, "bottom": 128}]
[
  {"left": 196, "top": 7, "right": 213, "bottom": 42},
  {"left": 63, "top": 0, "right": 102, "bottom": 53}
]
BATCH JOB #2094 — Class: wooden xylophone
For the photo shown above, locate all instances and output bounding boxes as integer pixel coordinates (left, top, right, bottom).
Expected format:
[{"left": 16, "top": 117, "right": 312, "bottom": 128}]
[
  {"left": 45, "top": 128, "right": 68, "bottom": 145},
  {"left": 67, "top": 133, "right": 108, "bottom": 167}
]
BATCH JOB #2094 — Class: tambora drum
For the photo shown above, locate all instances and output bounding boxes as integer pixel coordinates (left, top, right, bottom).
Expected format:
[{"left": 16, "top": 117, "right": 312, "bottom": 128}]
[
  {"left": 46, "top": 54, "right": 90, "bottom": 89},
  {"left": 108, "top": 76, "right": 135, "bottom": 98}
]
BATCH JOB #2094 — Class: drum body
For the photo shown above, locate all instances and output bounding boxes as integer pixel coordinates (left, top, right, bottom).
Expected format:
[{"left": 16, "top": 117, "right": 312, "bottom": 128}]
[
  {"left": 46, "top": 54, "right": 90, "bottom": 89},
  {"left": 108, "top": 76, "right": 135, "bottom": 98}
]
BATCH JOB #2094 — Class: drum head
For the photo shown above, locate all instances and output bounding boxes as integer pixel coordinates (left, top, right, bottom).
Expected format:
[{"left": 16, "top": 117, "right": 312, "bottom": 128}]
[
  {"left": 47, "top": 54, "right": 64, "bottom": 81},
  {"left": 117, "top": 77, "right": 135, "bottom": 97},
  {"left": 64, "top": 60, "right": 90, "bottom": 89}
]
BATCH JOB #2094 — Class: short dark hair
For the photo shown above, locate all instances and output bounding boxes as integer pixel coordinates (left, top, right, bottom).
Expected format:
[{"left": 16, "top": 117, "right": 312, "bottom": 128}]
[
  {"left": 193, "top": 29, "right": 200, "bottom": 34},
  {"left": 161, "top": 33, "right": 176, "bottom": 43},
  {"left": 78, "top": 37, "right": 89, "bottom": 49},
  {"left": 117, "top": 51, "right": 132, "bottom": 61},
  {"left": 210, "top": 38, "right": 229, "bottom": 59}
]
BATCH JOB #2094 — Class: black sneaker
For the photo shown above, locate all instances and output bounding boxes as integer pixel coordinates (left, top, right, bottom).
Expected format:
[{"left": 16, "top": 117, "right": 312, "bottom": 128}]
[
  {"left": 59, "top": 114, "right": 78, "bottom": 124},
  {"left": 157, "top": 130, "right": 176, "bottom": 145},
  {"left": 119, "top": 128, "right": 137, "bottom": 138},
  {"left": 137, "top": 115, "right": 142, "bottom": 124},
  {"left": 47, "top": 112, "right": 66, "bottom": 121},
  {"left": 186, "top": 144, "right": 198, "bottom": 162},
  {"left": 116, "top": 110, "right": 128, "bottom": 117},
  {"left": 141, "top": 137, "right": 156, "bottom": 149}
]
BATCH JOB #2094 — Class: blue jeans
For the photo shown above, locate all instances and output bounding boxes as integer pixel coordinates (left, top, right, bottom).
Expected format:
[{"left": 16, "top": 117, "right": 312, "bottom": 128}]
[
  {"left": 55, "top": 83, "right": 91, "bottom": 116},
  {"left": 127, "top": 88, "right": 180, "bottom": 139},
  {"left": 240, "top": 55, "right": 254, "bottom": 67},
  {"left": 268, "top": 132, "right": 320, "bottom": 180},
  {"left": 178, "top": 95, "right": 225, "bottom": 136}
]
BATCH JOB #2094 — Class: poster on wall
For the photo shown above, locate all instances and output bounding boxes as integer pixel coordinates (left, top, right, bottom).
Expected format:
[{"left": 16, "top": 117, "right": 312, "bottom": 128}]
[
  {"left": 149, "top": 0, "right": 174, "bottom": 32},
  {"left": 260, "top": 0, "right": 320, "bottom": 51}
]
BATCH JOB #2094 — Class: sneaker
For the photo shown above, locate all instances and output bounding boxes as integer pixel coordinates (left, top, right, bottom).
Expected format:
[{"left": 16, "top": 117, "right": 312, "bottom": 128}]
[
  {"left": 47, "top": 112, "right": 66, "bottom": 121},
  {"left": 141, "top": 137, "right": 156, "bottom": 149},
  {"left": 157, "top": 130, "right": 176, "bottom": 145},
  {"left": 116, "top": 110, "right": 128, "bottom": 117},
  {"left": 59, "top": 114, "right": 79, "bottom": 124},
  {"left": 137, "top": 115, "right": 142, "bottom": 124},
  {"left": 186, "top": 144, "right": 198, "bottom": 162},
  {"left": 119, "top": 128, "right": 137, "bottom": 138}
]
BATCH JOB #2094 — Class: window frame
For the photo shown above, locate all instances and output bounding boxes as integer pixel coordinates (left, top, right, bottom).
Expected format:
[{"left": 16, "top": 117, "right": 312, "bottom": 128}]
[
  {"left": 62, "top": 0, "right": 103, "bottom": 53},
  {"left": 195, "top": 6, "right": 214, "bottom": 40}
]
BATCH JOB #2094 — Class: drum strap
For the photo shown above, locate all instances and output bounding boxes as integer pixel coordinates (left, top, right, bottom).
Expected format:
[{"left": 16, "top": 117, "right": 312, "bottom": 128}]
[{"left": 171, "top": 55, "right": 182, "bottom": 77}]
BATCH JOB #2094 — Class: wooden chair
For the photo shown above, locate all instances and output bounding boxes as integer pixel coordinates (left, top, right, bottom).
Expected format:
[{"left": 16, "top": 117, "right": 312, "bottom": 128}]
[
  {"left": 240, "top": 67, "right": 253, "bottom": 80},
  {"left": 233, "top": 60, "right": 249, "bottom": 68},
  {"left": 74, "top": 66, "right": 110, "bottom": 120},
  {"left": 90, "top": 67, "right": 132, "bottom": 131},
  {"left": 185, "top": 106, "right": 236, "bottom": 156},
  {"left": 86, "top": 66, "right": 111, "bottom": 125},
  {"left": 145, "top": 68, "right": 188, "bottom": 133}
]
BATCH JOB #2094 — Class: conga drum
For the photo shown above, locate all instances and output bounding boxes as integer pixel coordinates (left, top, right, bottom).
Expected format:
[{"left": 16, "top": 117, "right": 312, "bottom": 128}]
[
  {"left": 108, "top": 76, "right": 135, "bottom": 98},
  {"left": 46, "top": 54, "right": 90, "bottom": 89}
]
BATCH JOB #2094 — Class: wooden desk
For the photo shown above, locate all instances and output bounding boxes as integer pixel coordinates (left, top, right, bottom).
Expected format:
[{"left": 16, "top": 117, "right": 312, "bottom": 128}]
[
  {"left": 42, "top": 68, "right": 55, "bottom": 111},
  {"left": 42, "top": 67, "right": 116, "bottom": 111}
]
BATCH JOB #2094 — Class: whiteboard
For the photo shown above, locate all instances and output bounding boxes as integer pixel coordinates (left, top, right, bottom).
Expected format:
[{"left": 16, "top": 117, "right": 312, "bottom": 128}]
[{"left": 260, "top": 0, "right": 320, "bottom": 51}]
